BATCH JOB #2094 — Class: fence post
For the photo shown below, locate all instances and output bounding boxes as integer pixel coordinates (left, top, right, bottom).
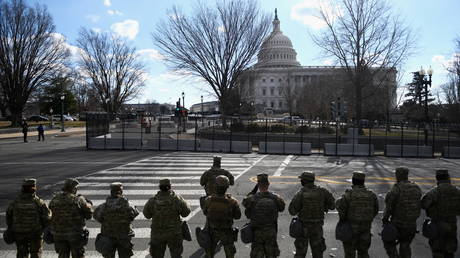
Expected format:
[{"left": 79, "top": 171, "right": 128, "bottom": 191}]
[
  {"left": 384, "top": 122, "right": 388, "bottom": 156},
  {"left": 416, "top": 124, "right": 420, "bottom": 157},
  {"left": 283, "top": 120, "right": 286, "bottom": 155},
  {"left": 176, "top": 119, "right": 180, "bottom": 151},
  {"left": 335, "top": 120, "right": 338, "bottom": 156},
  {"left": 158, "top": 117, "right": 162, "bottom": 151},
  {"left": 300, "top": 120, "right": 304, "bottom": 155},
  {"left": 368, "top": 126, "right": 372, "bottom": 156},
  {"left": 265, "top": 118, "right": 268, "bottom": 153},
  {"left": 447, "top": 127, "right": 450, "bottom": 158},
  {"left": 352, "top": 123, "right": 355, "bottom": 155},
  {"left": 140, "top": 114, "right": 143, "bottom": 149},
  {"left": 104, "top": 115, "right": 107, "bottom": 150},
  {"left": 247, "top": 118, "right": 251, "bottom": 153},
  {"left": 401, "top": 122, "right": 404, "bottom": 157},
  {"left": 85, "top": 114, "right": 89, "bottom": 150},
  {"left": 318, "top": 122, "right": 321, "bottom": 154},
  {"left": 122, "top": 116, "right": 125, "bottom": 150},
  {"left": 194, "top": 118, "right": 198, "bottom": 152},
  {"left": 229, "top": 117, "right": 233, "bottom": 153},
  {"left": 432, "top": 122, "right": 435, "bottom": 158},
  {"left": 212, "top": 120, "right": 215, "bottom": 152}
]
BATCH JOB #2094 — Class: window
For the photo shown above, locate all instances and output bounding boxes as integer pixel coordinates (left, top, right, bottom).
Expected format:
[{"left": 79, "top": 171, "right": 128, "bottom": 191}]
[
  {"left": 263, "top": 102, "right": 266, "bottom": 107},
  {"left": 270, "top": 102, "right": 274, "bottom": 108},
  {"left": 262, "top": 78, "right": 266, "bottom": 82},
  {"left": 270, "top": 78, "right": 274, "bottom": 82},
  {"left": 270, "top": 88, "right": 274, "bottom": 95},
  {"left": 278, "top": 78, "right": 282, "bottom": 82},
  {"left": 278, "top": 87, "right": 282, "bottom": 95},
  {"left": 279, "top": 102, "right": 283, "bottom": 108},
  {"left": 262, "top": 88, "right": 266, "bottom": 96}
]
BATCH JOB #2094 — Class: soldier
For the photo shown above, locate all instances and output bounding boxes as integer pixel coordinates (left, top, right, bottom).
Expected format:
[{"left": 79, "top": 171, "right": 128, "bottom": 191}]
[
  {"left": 288, "top": 171, "right": 335, "bottom": 258},
  {"left": 242, "top": 173, "right": 286, "bottom": 258},
  {"left": 421, "top": 169, "right": 460, "bottom": 258},
  {"left": 93, "top": 182, "right": 139, "bottom": 258},
  {"left": 336, "top": 171, "right": 379, "bottom": 258},
  {"left": 382, "top": 167, "right": 422, "bottom": 258},
  {"left": 200, "top": 156, "right": 235, "bottom": 196},
  {"left": 143, "top": 179, "right": 191, "bottom": 258},
  {"left": 203, "top": 175, "right": 241, "bottom": 258},
  {"left": 49, "top": 178, "right": 93, "bottom": 258},
  {"left": 6, "top": 179, "right": 51, "bottom": 258}
]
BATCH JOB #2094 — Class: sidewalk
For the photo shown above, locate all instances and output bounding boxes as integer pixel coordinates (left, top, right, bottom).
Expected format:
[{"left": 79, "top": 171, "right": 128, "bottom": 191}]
[{"left": 0, "top": 127, "right": 85, "bottom": 139}]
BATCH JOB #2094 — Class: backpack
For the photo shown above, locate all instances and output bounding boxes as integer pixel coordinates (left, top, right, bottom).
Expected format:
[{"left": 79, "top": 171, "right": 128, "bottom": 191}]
[
  {"left": 392, "top": 182, "right": 421, "bottom": 223},
  {"left": 300, "top": 187, "right": 325, "bottom": 221},
  {"left": 250, "top": 193, "right": 279, "bottom": 227},
  {"left": 206, "top": 195, "right": 233, "bottom": 227},
  {"left": 347, "top": 188, "right": 376, "bottom": 223},
  {"left": 11, "top": 196, "right": 43, "bottom": 233}
]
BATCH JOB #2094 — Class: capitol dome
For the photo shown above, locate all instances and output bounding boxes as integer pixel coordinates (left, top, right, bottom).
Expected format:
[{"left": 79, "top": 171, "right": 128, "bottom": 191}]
[{"left": 255, "top": 9, "right": 300, "bottom": 68}]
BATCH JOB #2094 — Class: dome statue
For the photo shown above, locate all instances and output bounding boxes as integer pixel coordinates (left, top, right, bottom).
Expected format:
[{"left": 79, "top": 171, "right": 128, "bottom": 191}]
[{"left": 255, "top": 9, "right": 300, "bottom": 68}]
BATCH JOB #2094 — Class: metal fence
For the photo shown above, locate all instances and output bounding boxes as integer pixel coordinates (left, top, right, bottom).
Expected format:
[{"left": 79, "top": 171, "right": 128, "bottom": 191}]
[{"left": 86, "top": 113, "right": 460, "bottom": 158}]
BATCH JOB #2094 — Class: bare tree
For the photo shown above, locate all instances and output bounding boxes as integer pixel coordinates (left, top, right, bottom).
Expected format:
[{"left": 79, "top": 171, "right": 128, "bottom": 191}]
[
  {"left": 446, "top": 38, "right": 460, "bottom": 103},
  {"left": 77, "top": 29, "right": 145, "bottom": 114},
  {"left": 0, "top": 0, "right": 70, "bottom": 126},
  {"left": 312, "top": 0, "right": 416, "bottom": 122},
  {"left": 153, "top": 0, "right": 271, "bottom": 122}
]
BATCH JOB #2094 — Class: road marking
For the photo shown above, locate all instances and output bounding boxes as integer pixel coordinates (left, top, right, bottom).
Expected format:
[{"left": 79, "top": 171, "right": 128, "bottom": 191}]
[{"left": 273, "top": 155, "right": 293, "bottom": 176}]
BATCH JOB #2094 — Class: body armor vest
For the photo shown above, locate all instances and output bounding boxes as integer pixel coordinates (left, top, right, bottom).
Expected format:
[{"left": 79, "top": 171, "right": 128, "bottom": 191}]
[
  {"left": 347, "top": 188, "right": 375, "bottom": 223},
  {"left": 206, "top": 195, "right": 233, "bottom": 228},
  {"left": 300, "top": 186, "right": 325, "bottom": 222},
  {"left": 151, "top": 192, "right": 181, "bottom": 230},
  {"left": 12, "top": 195, "right": 42, "bottom": 233},
  {"left": 101, "top": 197, "right": 133, "bottom": 237},
  {"left": 435, "top": 183, "right": 460, "bottom": 220},
  {"left": 251, "top": 193, "right": 278, "bottom": 227},
  {"left": 50, "top": 193, "right": 85, "bottom": 233},
  {"left": 393, "top": 182, "right": 421, "bottom": 223}
]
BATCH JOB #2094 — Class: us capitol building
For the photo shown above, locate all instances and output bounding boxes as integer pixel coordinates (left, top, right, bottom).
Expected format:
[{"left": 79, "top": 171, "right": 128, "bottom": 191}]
[{"left": 239, "top": 10, "right": 397, "bottom": 120}]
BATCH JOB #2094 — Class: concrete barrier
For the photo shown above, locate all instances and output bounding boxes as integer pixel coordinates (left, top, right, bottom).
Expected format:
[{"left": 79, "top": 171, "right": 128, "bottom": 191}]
[
  {"left": 442, "top": 146, "right": 460, "bottom": 158},
  {"left": 385, "top": 145, "right": 433, "bottom": 157},
  {"left": 200, "top": 140, "right": 251, "bottom": 153},
  {"left": 144, "top": 139, "right": 196, "bottom": 151},
  {"left": 324, "top": 143, "right": 374, "bottom": 156},
  {"left": 258, "top": 142, "right": 311, "bottom": 155}
]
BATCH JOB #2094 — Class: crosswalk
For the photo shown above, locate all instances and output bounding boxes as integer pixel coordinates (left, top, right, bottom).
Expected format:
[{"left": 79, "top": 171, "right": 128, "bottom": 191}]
[{"left": 0, "top": 152, "right": 264, "bottom": 257}]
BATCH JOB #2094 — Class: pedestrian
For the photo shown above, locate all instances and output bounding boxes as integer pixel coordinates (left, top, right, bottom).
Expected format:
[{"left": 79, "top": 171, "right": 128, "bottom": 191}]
[
  {"left": 421, "top": 169, "right": 460, "bottom": 258},
  {"left": 21, "top": 119, "right": 28, "bottom": 143},
  {"left": 200, "top": 156, "right": 235, "bottom": 196},
  {"left": 49, "top": 178, "right": 93, "bottom": 258},
  {"left": 336, "top": 171, "right": 379, "bottom": 258},
  {"left": 93, "top": 182, "right": 139, "bottom": 258},
  {"left": 288, "top": 171, "right": 335, "bottom": 258},
  {"left": 143, "top": 179, "right": 191, "bottom": 258},
  {"left": 37, "top": 124, "right": 45, "bottom": 141},
  {"left": 202, "top": 175, "right": 241, "bottom": 258},
  {"left": 5, "top": 178, "right": 51, "bottom": 258},
  {"left": 242, "top": 173, "right": 285, "bottom": 258},
  {"left": 382, "top": 167, "right": 422, "bottom": 258}
]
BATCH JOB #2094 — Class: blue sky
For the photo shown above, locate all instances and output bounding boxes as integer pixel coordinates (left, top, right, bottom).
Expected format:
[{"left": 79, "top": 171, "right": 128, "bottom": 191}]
[{"left": 32, "top": 0, "right": 460, "bottom": 108}]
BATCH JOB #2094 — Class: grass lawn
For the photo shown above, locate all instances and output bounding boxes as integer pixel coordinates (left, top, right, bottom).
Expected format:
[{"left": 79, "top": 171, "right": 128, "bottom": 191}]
[{"left": 0, "top": 120, "right": 86, "bottom": 129}]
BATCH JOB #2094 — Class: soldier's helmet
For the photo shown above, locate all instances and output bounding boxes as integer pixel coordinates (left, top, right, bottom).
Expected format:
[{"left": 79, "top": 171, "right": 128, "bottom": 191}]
[
  {"left": 352, "top": 171, "right": 366, "bottom": 180},
  {"left": 435, "top": 169, "right": 450, "bottom": 181},
  {"left": 299, "top": 171, "right": 315, "bottom": 182},
  {"left": 22, "top": 178, "right": 36, "bottom": 187},
  {"left": 213, "top": 156, "right": 222, "bottom": 168},
  {"left": 110, "top": 182, "right": 123, "bottom": 195},
  {"left": 257, "top": 173, "right": 269, "bottom": 184},
  {"left": 215, "top": 175, "right": 230, "bottom": 188},
  {"left": 63, "top": 178, "right": 79, "bottom": 191},
  {"left": 395, "top": 167, "right": 409, "bottom": 180}
]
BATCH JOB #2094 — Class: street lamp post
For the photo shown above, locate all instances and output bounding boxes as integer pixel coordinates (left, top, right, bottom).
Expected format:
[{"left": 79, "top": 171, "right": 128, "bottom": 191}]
[
  {"left": 182, "top": 92, "right": 186, "bottom": 132},
  {"left": 60, "top": 94, "right": 65, "bottom": 132},
  {"left": 201, "top": 95, "right": 204, "bottom": 127},
  {"left": 419, "top": 66, "right": 433, "bottom": 145},
  {"left": 50, "top": 108, "right": 53, "bottom": 129}
]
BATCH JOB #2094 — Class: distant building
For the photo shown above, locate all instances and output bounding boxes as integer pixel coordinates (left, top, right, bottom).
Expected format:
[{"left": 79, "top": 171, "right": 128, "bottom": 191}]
[
  {"left": 122, "top": 103, "right": 174, "bottom": 115},
  {"left": 189, "top": 101, "right": 220, "bottom": 114},
  {"left": 238, "top": 10, "right": 397, "bottom": 120}
]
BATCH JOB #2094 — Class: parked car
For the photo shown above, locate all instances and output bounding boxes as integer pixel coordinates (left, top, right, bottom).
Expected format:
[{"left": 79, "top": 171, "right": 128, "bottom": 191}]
[
  {"left": 52, "top": 115, "right": 74, "bottom": 121},
  {"left": 281, "top": 116, "right": 301, "bottom": 124},
  {"left": 28, "top": 115, "right": 49, "bottom": 122}
]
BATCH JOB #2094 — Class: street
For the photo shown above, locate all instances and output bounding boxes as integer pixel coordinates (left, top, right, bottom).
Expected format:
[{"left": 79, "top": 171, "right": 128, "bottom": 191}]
[{"left": 1, "top": 135, "right": 460, "bottom": 257}]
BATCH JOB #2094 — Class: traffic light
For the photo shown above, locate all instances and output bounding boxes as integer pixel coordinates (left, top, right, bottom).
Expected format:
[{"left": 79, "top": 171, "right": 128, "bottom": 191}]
[{"left": 175, "top": 101, "right": 181, "bottom": 117}]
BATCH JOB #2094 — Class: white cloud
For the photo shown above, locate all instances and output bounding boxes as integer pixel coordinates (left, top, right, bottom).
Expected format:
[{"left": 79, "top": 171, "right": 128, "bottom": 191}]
[
  {"left": 86, "top": 14, "right": 100, "bottom": 23},
  {"left": 103, "top": 0, "right": 111, "bottom": 7},
  {"left": 110, "top": 19, "right": 139, "bottom": 40},
  {"left": 91, "top": 28, "right": 101, "bottom": 33},
  {"left": 107, "top": 10, "right": 123, "bottom": 16},
  {"left": 137, "top": 49, "right": 165, "bottom": 61},
  {"left": 290, "top": 0, "right": 339, "bottom": 30},
  {"left": 431, "top": 54, "right": 459, "bottom": 75},
  {"left": 322, "top": 58, "right": 334, "bottom": 65},
  {"left": 218, "top": 25, "right": 225, "bottom": 33}
]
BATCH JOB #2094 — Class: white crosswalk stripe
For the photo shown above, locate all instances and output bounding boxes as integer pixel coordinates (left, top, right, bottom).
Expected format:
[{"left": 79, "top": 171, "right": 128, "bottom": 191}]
[{"left": 0, "top": 152, "right": 263, "bottom": 256}]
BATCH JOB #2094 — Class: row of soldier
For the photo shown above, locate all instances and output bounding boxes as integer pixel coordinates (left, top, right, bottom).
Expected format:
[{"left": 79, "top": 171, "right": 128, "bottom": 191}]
[{"left": 3, "top": 155, "right": 460, "bottom": 258}]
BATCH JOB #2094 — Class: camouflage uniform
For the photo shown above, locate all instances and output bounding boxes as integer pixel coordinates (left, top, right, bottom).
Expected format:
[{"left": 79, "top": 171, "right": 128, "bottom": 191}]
[
  {"left": 6, "top": 179, "right": 51, "bottom": 258},
  {"left": 288, "top": 172, "right": 335, "bottom": 258},
  {"left": 421, "top": 170, "right": 460, "bottom": 258},
  {"left": 143, "top": 179, "right": 191, "bottom": 258},
  {"left": 93, "top": 182, "right": 139, "bottom": 258},
  {"left": 200, "top": 156, "right": 235, "bottom": 196},
  {"left": 242, "top": 173, "right": 286, "bottom": 258},
  {"left": 49, "top": 178, "right": 93, "bottom": 258},
  {"left": 336, "top": 172, "right": 379, "bottom": 258},
  {"left": 203, "top": 175, "right": 241, "bottom": 258},
  {"left": 382, "top": 167, "right": 422, "bottom": 258}
]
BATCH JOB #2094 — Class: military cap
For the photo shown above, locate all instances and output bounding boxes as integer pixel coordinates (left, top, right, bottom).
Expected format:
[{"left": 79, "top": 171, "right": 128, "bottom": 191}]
[
  {"left": 395, "top": 167, "right": 409, "bottom": 178},
  {"left": 215, "top": 175, "right": 230, "bottom": 188},
  {"left": 257, "top": 173, "right": 269, "bottom": 184},
  {"left": 22, "top": 178, "right": 36, "bottom": 186},
  {"left": 110, "top": 182, "right": 123, "bottom": 190},
  {"left": 352, "top": 171, "right": 366, "bottom": 180},
  {"left": 435, "top": 169, "right": 449, "bottom": 180},
  {"left": 213, "top": 156, "right": 222, "bottom": 167},
  {"left": 298, "top": 171, "right": 315, "bottom": 181},
  {"left": 159, "top": 179, "right": 171, "bottom": 186},
  {"left": 63, "top": 178, "right": 79, "bottom": 189}
]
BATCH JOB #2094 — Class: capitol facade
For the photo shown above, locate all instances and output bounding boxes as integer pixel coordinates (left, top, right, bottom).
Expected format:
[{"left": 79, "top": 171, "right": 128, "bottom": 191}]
[{"left": 239, "top": 10, "right": 397, "bottom": 120}]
